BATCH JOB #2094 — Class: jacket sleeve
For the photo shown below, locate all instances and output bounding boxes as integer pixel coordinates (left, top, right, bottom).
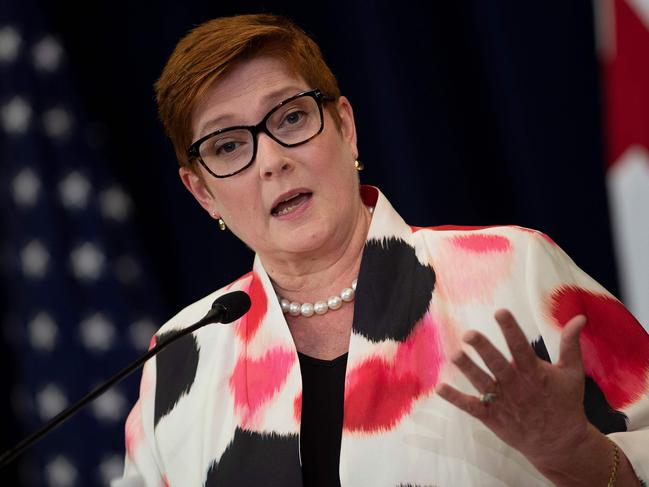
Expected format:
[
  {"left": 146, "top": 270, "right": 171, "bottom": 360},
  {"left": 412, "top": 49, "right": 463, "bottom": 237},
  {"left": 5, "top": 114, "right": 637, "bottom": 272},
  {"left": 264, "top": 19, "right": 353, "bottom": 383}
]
[
  {"left": 523, "top": 230, "right": 649, "bottom": 484},
  {"left": 118, "top": 358, "right": 166, "bottom": 487}
]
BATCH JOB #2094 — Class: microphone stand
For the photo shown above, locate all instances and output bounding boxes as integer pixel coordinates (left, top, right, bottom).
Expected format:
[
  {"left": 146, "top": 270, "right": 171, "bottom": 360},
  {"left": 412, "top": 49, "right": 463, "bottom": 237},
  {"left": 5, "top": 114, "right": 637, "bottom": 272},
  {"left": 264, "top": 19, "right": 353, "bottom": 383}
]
[{"left": 0, "top": 303, "right": 228, "bottom": 469}]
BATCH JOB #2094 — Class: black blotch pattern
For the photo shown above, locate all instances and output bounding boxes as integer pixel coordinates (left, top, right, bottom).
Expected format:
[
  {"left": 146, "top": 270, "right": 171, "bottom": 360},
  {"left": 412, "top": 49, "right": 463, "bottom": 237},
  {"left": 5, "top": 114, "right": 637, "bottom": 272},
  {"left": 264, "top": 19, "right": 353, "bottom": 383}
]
[
  {"left": 153, "top": 331, "right": 200, "bottom": 427},
  {"left": 582, "top": 376, "right": 628, "bottom": 434},
  {"left": 353, "top": 237, "right": 436, "bottom": 342},
  {"left": 531, "top": 338, "right": 551, "bottom": 363},
  {"left": 204, "top": 428, "right": 302, "bottom": 487},
  {"left": 532, "top": 337, "right": 627, "bottom": 434}
]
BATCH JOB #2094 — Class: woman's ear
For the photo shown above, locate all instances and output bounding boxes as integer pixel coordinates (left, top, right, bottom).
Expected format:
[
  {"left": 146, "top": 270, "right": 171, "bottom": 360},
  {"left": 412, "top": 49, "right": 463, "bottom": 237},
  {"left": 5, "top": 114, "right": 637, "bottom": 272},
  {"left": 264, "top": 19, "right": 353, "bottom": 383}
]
[
  {"left": 336, "top": 96, "right": 358, "bottom": 160},
  {"left": 179, "top": 167, "right": 219, "bottom": 217}
]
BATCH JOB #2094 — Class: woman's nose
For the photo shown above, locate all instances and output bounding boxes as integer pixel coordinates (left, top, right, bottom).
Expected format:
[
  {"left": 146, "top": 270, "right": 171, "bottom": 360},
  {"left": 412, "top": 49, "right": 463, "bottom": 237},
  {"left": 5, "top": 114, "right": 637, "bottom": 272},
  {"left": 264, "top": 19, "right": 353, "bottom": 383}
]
[{"left": 256, "top": 134, "right": 294, "bottom": 179}]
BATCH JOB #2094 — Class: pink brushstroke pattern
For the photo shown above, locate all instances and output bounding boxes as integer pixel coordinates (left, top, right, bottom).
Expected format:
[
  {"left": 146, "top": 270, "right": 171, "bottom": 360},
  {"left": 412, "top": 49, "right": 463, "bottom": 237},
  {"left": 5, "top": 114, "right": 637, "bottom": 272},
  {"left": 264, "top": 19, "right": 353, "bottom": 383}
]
[
  {"left": 229, "top": 347, "right": 296, "bottom": 428},
  {"left": 344, "top": 312, "right": 445, "bottom": 432},
  {"left": 234, "top": 271, "right": 268, "bottom": 343}
]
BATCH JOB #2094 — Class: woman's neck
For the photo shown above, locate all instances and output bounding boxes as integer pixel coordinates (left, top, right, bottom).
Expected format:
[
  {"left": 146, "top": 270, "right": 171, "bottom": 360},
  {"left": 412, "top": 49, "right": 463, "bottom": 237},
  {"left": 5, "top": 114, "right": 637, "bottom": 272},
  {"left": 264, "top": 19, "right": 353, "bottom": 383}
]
[{"left": 261, "top": 200, "right": 371, "bottom": 304}]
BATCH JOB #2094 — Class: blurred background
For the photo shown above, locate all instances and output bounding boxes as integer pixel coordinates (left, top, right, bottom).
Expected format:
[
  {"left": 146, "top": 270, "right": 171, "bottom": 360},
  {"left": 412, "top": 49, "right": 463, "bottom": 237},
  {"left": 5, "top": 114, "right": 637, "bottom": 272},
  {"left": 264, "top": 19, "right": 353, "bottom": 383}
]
[{"left": 1, "top": 0, "right": 647, "bottom": 485}]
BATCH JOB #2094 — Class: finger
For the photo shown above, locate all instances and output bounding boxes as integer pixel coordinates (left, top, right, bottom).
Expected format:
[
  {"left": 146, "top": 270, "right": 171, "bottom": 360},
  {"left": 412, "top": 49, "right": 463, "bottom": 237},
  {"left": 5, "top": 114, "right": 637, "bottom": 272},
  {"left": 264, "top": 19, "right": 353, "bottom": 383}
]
[
  {"left": 494, "top": 309, "right": 540, "bottom": 376},
  {"left": 451, "top": 350, "right": 498, "bottom": 394},
  {"left": 558, "top": 314, "right": 587, "bottom": 373},
  {"left": 463, "top": 330, "right": 515, "bottom": 384},
  {"left": 435, "top": 383, "right": 489, "bottom": 420}
]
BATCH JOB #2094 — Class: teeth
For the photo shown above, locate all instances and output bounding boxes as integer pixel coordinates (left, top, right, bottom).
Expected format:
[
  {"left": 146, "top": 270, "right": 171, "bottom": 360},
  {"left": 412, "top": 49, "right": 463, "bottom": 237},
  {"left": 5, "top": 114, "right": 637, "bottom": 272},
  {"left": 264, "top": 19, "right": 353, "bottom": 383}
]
[
  {"left": 272, "top": 192, "right": 307, "bottom": 216},
  {"left": 275, "top": 201, "right": 300, "bottom": 216}
]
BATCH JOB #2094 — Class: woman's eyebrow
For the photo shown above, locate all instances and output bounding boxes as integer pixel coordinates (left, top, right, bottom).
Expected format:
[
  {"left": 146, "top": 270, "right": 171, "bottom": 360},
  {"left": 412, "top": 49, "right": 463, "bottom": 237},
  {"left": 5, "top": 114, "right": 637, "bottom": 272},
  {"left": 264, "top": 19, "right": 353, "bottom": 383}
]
[
  {"left": 198, "top": 114, "right": 236, "bottom": 138},
  {"left": 197, "top": 85, "right": 307, "bottom": 138},
  {"left": 261, "top": 85, "right": 306, "bottom": 104}
]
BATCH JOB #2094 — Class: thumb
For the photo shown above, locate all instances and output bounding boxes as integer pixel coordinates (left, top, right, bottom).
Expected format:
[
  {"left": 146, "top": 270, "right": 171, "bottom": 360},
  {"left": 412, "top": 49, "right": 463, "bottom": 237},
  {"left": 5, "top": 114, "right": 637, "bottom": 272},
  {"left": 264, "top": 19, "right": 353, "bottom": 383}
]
[{"left": 558, "top": 314, "right": 587, "bottom": 373}]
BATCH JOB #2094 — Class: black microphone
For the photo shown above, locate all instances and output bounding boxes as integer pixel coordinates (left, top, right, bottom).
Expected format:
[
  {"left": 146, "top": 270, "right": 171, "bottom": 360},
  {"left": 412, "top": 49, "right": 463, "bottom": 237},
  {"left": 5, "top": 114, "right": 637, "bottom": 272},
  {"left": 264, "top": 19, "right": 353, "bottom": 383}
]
[{"left": 0, "top": 290, "right": 251, "bottom": 469}]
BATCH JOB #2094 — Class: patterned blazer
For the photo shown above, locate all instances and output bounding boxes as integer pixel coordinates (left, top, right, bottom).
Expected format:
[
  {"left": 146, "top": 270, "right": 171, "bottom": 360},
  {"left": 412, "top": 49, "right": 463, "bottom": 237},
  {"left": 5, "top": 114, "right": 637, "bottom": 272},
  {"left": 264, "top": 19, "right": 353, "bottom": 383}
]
[{"left": 121, "top": 186, "right": 649, "bottom": 487}]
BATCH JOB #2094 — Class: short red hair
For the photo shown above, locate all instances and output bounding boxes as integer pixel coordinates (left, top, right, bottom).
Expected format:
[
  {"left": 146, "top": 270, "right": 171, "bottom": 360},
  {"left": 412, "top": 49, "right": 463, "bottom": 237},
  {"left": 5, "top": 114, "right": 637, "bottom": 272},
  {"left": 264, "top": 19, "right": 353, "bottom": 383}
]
[{"left": 155, "top": 14, "right": 342, "bottom": 169}]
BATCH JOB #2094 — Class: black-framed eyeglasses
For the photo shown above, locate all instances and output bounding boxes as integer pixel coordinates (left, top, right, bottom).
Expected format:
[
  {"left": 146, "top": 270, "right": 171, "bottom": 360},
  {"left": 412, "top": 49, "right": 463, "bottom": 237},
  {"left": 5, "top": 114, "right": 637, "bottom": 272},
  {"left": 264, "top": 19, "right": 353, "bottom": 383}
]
[{"left": 187, "top": 89, "right": 334, "bottom": 178}]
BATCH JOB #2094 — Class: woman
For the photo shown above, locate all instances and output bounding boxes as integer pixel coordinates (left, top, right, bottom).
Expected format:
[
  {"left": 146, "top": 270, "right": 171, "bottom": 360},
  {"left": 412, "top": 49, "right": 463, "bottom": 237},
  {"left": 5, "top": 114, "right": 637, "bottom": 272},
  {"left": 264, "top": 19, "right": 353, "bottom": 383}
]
[{"left": 120, "top": 14, "right": 649, "bottom": 487}]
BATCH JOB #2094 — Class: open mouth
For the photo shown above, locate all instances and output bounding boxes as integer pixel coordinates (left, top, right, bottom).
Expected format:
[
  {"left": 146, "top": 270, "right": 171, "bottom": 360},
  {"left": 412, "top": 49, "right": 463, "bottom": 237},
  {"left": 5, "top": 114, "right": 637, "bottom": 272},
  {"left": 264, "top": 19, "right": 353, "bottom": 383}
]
[{"left": 271, "top": 192, "right": 312, "bottom": 217}]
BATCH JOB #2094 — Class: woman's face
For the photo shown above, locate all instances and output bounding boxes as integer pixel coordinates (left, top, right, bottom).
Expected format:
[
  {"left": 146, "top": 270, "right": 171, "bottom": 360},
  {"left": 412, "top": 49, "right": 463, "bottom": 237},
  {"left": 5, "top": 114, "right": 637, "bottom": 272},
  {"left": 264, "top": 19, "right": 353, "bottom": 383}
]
[{"left": 180, "top": 56, "right": 361, "bottom": 262}]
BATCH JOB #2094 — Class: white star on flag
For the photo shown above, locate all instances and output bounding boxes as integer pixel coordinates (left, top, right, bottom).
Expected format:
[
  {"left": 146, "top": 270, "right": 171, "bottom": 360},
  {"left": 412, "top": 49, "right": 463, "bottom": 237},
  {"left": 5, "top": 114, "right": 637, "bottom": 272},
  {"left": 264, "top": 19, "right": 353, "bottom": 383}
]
[
  {"left": 36, "top": 383, "right": 68, "bottom": 420},
  {"left": 12, "top": 167, "right": 42, "bottom": 207},
  {"left": 27, "top": 312, "right": 58, "bottom": 351},
  {"left": 20, "top": 240, "right": 50, "bottom": 278},
  {"left": 43, "top": 106, "right": 73, "bottom": 139},
  {"left": 70, "top": 242, "right": 105, "bottom": 280},
  {"left": 1, "top": 96, "right": 32, "bottom": 134},
  {"left": 79, "top": 312, "right": 116, "bottom": 351},
  {"left": 32, "top": 35, "right": 64, "bottom": 72},
  {"left": 45, "top": 456, "right": 78, "bottom": 487},
  {"left": 128, "top": 318, "right": 157, "bottom": 350},
  {"left": 0, "top": 25, "right": 21, "bottom": 63},
  {"left": 99, "top": 455, "right": 125, "bottom": 485},
  {"left": 91, "top": 388, "right": 127, "bottom": 422},
  {"left": 100, "top": 185, "right": 132, "bottom": 221},
  {"left": 59, "top": 171, "right": 92, "bottom": 209}
]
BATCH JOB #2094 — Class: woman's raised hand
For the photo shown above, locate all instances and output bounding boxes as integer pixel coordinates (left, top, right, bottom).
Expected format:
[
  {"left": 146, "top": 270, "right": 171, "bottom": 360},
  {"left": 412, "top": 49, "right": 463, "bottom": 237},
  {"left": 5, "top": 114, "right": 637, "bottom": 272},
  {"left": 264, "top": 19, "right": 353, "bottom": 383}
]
[{"left": 436, "top": 310, "right": 593, "bottom": 471}]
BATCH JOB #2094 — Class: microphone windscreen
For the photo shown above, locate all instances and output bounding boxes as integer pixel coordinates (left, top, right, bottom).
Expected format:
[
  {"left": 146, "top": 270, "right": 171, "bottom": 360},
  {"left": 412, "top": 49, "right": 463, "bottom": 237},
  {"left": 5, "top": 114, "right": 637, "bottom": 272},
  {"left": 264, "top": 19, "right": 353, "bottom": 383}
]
[{"left": 212, "top": 290, "right": 251, "bottom": 323}]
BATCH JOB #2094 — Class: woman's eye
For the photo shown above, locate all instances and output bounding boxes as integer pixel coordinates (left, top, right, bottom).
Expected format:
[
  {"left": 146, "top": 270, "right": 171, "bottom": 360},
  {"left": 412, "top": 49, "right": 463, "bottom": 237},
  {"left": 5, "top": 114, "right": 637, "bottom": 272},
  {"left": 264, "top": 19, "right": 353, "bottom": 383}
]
[
  {"left": 213, "top": 140, "right": 245, "bottom": 156},
  {"left": 284, "top": 111, "right": 304, "bottom": 125},
  {"left": 219, "top": 141, "right": 238, "bottom": 154}
]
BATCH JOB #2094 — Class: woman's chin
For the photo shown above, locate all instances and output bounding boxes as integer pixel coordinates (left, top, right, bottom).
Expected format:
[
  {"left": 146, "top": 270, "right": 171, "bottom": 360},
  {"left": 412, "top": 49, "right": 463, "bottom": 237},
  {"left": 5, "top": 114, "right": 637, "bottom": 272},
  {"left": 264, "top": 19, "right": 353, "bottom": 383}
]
[
  {"left": 278, "top": 234, "right": 328, "bottom": 255},
  {"left": 270, "top": 224, "right": 335, "bottom": 257}
]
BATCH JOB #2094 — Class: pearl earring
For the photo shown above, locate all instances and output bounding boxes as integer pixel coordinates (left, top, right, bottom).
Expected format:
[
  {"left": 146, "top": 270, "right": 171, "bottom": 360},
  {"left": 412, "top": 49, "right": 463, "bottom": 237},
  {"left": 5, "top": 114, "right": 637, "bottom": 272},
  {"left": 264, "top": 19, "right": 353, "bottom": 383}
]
[{"left": 354, "top": 159, "right": 364, "bottom": 171}]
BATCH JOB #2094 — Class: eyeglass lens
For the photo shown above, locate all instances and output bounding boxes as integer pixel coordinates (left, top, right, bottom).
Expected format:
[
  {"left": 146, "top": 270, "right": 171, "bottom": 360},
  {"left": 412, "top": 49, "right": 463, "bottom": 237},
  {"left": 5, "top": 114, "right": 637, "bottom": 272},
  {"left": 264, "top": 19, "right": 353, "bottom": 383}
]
[{"left": 198, "top": 94, "right": 322, "bottom": 177}]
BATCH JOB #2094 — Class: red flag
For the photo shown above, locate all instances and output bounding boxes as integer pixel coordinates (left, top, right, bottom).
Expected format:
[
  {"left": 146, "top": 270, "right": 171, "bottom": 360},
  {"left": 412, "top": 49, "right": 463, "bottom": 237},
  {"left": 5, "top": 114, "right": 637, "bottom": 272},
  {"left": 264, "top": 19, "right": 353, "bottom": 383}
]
[{"left": 598, "top": 0, "right": 649, "bottom": 328}]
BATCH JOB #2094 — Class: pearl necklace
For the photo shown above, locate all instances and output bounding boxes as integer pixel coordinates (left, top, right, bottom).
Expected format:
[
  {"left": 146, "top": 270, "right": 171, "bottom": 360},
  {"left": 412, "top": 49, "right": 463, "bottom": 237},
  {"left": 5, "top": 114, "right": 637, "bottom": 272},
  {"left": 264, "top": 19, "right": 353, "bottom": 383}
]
[
  {"left": 277, "top": 204, "right": 372, "bottom": 318},
  {"left": 279, "top": 279, "right": 357, "bottom": 317}
]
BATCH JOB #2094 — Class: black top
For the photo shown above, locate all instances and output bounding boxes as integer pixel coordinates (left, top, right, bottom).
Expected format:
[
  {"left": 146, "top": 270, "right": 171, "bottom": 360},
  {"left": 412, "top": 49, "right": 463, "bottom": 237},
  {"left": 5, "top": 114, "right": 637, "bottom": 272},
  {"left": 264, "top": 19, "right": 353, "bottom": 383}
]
[{"left": 298, "top": 351, "right": 348, "bottom": 487}]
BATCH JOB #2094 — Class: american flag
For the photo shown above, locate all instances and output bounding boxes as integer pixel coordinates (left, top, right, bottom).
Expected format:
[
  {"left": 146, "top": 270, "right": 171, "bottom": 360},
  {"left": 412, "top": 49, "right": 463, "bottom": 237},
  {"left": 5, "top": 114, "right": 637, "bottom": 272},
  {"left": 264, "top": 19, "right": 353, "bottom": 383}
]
[{"left": 0, "top": 1, "right": 163, "bottom": 485}]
